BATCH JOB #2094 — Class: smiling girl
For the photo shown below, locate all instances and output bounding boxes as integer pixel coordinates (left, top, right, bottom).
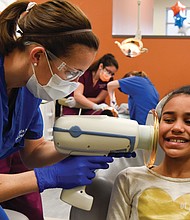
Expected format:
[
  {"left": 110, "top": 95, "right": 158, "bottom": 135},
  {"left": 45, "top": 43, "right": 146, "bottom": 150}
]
[{"left": 107, "top": 85, "right": 190, "bottom": 220}]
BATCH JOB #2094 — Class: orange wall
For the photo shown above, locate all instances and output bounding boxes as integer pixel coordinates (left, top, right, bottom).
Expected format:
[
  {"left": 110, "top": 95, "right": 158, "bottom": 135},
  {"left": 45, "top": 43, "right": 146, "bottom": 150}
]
[{"left": 36, "top": 0, "right": 190, "bottom": 104}]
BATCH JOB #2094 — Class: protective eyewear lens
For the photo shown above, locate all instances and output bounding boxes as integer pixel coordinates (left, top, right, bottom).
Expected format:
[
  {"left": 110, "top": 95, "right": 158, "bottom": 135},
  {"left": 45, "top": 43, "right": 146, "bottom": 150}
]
[
  {"left": 103, "top": 68, "right": 115, "bottom": 76},
  {"left": 46, "top": 50, "right": 84, "bottom": 81}
]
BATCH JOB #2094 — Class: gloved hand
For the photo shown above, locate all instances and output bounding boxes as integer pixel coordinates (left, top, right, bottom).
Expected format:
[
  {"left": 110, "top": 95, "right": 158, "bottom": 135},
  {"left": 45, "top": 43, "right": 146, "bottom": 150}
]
[
  {"left": 110, "top": 99, "right": 119, "bottom": 110},
  {"left": 92, "top": 103, "right": 109, "bottom": 111},
  {"left": 65, "top": 97, "right": 76, "bottom": 108},
  {"left": 109, "top": 151, "right": 136, "bottom": 158},
  {"left": 34, "top": 155, "right": 113, "bottom": 193},
  {"left": 118, "top": 103, "right": 129, "bottom": 115}
]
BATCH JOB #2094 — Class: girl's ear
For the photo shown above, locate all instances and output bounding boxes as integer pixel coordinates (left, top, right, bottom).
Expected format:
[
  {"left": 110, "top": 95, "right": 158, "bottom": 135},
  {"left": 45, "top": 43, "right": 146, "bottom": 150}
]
[{"left": 29, "top": 46, "right": 46, "bottom": 65}]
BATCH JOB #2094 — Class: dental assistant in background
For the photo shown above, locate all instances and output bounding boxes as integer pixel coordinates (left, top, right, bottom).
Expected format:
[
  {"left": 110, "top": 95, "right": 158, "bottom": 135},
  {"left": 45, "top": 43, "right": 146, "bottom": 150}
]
[
  {"left": 0, "top": 1, "right": 114, "bottom": 219},
  {"left": 107, "top": 71, "right": 159, "bottom": 125},
  {"left": 62, "top": 53, "right": 118, "bottom": 115},
  {"left": 107, "top": 85, "right": 190, "bottom": 220}
]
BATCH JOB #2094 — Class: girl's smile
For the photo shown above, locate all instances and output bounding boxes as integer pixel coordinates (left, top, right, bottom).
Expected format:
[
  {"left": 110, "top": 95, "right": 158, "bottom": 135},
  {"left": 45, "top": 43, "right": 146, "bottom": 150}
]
[{"left": 159, "top": 94, "right": 190, "bottom": 158}]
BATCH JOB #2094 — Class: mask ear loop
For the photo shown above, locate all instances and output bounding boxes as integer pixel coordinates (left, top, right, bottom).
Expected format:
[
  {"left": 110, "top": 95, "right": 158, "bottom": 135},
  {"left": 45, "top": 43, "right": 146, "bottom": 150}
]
[
  {"left": 44, "top": 51, "right": 54, "bottom": 76},
  {"left": 30, "top": 56, "right": 53, "bottom": 87},
  {"left": 30, "top": 51, "right": 53, "bottom": 85},
  {"left": 31, "top": 63, "right": 38, "bottom": 81}
]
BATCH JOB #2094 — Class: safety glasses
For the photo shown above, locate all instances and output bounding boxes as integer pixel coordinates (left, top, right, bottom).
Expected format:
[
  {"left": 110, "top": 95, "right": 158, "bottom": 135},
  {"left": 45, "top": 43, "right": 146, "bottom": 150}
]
[
  {"left": 24, "top": 41, "right": 85, "bottom": 81},
  {"left": 103, "top": 67, "right": 115, "bottom": 77},
  {"left": 46, "top": 50, "right": 85, "bottom": 81}
]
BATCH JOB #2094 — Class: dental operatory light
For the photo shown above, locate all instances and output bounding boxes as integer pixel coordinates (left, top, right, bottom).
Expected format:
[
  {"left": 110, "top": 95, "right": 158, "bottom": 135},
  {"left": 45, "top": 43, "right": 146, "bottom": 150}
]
[{"left": 115, "top": 0, "right": 148, "bottom": 58}]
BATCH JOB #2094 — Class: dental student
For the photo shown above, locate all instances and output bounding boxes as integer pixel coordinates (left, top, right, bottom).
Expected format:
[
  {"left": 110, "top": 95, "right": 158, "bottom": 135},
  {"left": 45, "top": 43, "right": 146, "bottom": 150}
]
[{"left": 0, "top": 1, "right": 114, "bottom": 218}]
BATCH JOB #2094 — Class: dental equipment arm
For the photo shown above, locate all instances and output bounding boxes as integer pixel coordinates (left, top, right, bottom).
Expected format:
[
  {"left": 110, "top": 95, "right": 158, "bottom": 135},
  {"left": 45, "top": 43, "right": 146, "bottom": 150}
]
[
  {"left": 115, "top": 0, "right": 148, "bottom": 57},
  {"left": 53, "top": 110, "right": 159, "bottom": 210}
]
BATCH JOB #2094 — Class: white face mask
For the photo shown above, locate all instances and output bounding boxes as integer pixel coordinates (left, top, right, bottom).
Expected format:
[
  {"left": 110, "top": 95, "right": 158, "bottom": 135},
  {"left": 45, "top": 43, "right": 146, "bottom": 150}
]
[{"left": 26, "top": 65, "right": 79, "bottom": 101}]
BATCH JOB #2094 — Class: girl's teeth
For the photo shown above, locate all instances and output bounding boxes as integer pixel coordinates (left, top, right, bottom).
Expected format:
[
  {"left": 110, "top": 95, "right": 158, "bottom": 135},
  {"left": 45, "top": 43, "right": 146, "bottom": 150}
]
[{"left": 170, "top": 139, "right": 185, "bottom": 143}]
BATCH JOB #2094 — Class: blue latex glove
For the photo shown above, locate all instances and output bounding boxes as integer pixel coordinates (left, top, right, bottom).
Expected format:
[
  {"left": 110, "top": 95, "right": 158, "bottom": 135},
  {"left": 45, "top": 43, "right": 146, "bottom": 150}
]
[
  {"left": 109, "top": 151, "right": 136, "bottom": 158},
  {"left": 0, "top": 207, "right": 9, "bottom": 220},
  {"left": 34, "top": 156, "right": 113, "bottom": 193}
]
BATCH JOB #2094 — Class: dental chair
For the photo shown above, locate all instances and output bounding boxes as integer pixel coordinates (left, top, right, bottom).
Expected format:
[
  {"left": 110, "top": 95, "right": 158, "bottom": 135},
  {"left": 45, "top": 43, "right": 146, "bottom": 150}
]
[
  {"left": 69, "top": 176, "right": 113, "bottom": 220},
  {"left": 69, "top": 147, "right": 164, "bottom": 220},
  {"left": 69, "top": 155, "right": 147, "bottom": 220},
  {"left": 69, "top": 155, "right": 146, "bottom": 220}
]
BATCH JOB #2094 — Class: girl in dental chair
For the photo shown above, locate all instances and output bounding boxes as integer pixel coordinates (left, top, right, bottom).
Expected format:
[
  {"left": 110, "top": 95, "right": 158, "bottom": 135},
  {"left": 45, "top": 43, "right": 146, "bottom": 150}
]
[{"left": 107, "top": 85, "right": 190, "bottom": 220}]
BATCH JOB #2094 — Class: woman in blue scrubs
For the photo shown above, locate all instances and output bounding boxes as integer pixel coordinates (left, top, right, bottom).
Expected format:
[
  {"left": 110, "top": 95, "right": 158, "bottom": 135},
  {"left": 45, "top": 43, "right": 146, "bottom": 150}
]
[
  {"left": 107, "top": 71, "right": 159, "bottom": 125},
  {"left": 0, "top": 1, "right": 114, "bottom": 219}
]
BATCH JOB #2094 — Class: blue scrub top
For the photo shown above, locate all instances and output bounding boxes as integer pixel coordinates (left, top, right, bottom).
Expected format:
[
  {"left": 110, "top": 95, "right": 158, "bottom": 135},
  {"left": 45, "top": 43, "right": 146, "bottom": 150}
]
[
  {"left": 0, "top": 55, "right": 43, "bottom": 159},
  {"left": 118, "top": 76, "right": 159, "bottom": 125}
]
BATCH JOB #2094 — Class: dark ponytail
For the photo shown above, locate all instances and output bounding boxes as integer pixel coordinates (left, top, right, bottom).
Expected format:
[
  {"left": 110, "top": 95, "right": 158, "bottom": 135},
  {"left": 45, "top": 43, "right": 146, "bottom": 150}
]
[
  {"left": 0, "top": 0, "right": 99, "bottom": 56},
  {"left": 88, "top": 53, "right": 119, "bottom": 72},
  {"left": 0, "top": 1, "right": 29, "bottom": 55}
]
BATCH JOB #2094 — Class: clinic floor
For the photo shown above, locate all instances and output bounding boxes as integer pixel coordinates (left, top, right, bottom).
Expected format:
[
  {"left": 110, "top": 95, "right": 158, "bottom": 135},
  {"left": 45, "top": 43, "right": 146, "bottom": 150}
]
[{"left": 42, "top": 188, "right": 71, "bottom": 220}]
